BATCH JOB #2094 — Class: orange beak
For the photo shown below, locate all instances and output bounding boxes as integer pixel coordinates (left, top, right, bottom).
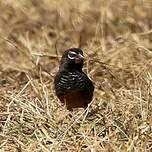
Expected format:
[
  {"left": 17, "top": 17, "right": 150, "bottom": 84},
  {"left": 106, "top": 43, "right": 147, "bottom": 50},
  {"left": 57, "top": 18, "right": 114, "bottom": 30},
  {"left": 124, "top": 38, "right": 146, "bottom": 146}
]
[{"left": 75, "top": 54, "right": 84, "bottom": 64}]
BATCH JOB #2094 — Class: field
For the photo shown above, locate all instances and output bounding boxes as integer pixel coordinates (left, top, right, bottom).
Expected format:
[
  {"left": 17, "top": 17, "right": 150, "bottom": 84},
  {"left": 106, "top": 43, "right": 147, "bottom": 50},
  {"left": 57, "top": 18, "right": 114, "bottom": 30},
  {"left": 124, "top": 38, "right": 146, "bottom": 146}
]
[{"left": 0, "top": 0, "right": 152, "bottom": 151}]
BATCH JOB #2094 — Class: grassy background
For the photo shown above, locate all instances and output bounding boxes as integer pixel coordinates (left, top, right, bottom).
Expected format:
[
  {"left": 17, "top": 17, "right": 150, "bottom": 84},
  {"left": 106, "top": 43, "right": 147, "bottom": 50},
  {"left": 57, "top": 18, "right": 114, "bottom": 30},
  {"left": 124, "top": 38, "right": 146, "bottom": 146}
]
[{"left": 0, "top": 0, "right": 152, "bottom": 151}]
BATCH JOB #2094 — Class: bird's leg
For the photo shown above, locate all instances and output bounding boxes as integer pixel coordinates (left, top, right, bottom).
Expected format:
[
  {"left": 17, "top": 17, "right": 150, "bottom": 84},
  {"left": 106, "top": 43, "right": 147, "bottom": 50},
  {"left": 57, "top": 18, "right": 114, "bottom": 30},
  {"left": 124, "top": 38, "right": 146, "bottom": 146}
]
[{"left": 63, "top": 98, "right": 73, "bottom": 117}]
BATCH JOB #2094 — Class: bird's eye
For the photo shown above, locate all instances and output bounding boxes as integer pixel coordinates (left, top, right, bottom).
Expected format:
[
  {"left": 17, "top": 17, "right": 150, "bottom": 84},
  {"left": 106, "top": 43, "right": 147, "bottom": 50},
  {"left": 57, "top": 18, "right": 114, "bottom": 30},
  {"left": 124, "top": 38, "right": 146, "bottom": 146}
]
[{"left": 68, "top": 51, "right": 77, "bottom": 59}]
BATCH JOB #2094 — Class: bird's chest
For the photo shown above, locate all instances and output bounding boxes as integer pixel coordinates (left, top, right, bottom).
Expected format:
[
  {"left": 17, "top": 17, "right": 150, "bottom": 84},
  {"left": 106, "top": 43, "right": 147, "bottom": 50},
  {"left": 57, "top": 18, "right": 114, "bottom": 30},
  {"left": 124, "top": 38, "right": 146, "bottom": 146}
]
[{"left": 56, "top": 71, "right": 88, "bottom": 91}]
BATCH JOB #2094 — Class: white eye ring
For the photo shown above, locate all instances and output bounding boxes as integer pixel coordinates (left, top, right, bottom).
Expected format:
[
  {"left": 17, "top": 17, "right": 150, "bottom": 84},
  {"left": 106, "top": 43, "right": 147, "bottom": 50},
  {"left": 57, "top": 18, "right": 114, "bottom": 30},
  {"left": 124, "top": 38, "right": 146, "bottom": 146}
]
[{"left": 68, "top": 51, "right": 77, "bottom": 59}]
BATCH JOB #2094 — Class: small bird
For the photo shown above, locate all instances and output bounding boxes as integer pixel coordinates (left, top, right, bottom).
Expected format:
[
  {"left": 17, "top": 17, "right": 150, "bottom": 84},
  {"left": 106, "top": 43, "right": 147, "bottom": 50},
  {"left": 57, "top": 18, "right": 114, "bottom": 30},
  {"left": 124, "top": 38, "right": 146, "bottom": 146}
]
[{"left": 54, "top": 48, "right": 94, "bottom": 111}]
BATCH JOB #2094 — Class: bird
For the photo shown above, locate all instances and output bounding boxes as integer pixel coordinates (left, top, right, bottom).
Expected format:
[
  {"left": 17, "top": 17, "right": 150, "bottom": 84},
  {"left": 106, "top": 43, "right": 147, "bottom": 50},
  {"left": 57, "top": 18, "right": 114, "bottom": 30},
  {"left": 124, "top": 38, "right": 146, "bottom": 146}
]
[{"left": 54, "top": 48, "right": 94, "bottom": 111}]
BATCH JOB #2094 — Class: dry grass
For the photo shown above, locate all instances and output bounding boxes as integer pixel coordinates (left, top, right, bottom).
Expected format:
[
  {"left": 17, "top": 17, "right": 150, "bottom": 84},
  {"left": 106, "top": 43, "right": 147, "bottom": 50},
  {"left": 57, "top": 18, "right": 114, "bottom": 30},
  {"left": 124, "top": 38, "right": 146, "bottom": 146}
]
[{"left": 0, "top": 0, "right": 152, "bottom": 151}]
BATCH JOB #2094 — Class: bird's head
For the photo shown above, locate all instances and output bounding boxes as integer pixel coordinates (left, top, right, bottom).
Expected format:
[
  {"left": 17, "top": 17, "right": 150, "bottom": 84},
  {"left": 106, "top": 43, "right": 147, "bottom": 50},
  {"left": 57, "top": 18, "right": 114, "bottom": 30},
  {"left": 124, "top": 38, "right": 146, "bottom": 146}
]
[{"left": 59, "top": 48, "right": 84, "bottom": 71}]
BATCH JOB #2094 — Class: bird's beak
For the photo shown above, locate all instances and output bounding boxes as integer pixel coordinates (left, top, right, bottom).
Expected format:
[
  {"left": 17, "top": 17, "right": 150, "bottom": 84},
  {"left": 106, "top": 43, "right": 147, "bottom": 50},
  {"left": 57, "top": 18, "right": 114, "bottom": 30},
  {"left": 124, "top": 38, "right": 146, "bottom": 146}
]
[{"left": 75, "top": 54, "right": 84, "bottom": 64}]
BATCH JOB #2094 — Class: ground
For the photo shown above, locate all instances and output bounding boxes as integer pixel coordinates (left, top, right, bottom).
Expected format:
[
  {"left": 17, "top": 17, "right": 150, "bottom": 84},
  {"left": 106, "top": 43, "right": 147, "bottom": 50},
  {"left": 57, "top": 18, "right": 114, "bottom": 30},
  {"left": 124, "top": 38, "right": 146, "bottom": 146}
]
[{"left": 0, "top": 0, "right": 152, "bottom": 151}]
